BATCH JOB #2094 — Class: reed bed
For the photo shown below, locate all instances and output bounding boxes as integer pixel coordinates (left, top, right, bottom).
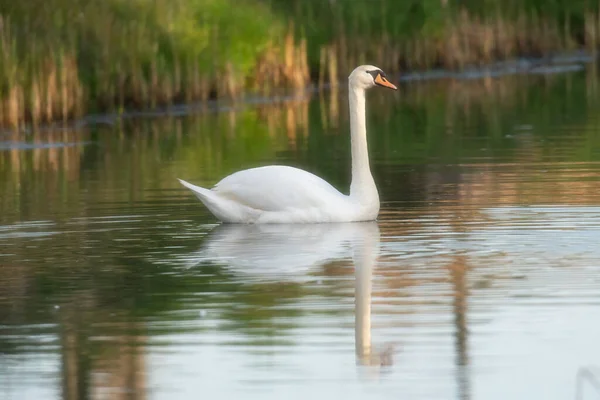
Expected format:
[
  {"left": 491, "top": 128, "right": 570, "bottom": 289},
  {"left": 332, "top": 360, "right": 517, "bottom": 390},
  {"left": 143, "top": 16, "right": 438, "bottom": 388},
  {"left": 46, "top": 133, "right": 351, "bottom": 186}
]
[{"left": 1, "top": 0, "right": 600, "bottom": 129}]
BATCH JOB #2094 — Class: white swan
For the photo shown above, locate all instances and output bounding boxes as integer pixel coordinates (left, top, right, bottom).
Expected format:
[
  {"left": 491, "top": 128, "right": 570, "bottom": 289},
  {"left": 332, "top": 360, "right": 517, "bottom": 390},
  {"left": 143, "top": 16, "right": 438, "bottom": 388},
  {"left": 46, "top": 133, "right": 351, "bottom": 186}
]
[{"left": 178, "top": 65, "right": 397, "bottom": 223}]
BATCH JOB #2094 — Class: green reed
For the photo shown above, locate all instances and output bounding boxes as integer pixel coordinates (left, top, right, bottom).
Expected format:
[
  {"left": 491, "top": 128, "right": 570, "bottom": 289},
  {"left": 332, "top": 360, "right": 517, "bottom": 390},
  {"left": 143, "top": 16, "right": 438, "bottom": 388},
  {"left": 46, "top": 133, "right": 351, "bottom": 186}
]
[{"left": 1, "top": 0, "right": 600, "bottom": 129}]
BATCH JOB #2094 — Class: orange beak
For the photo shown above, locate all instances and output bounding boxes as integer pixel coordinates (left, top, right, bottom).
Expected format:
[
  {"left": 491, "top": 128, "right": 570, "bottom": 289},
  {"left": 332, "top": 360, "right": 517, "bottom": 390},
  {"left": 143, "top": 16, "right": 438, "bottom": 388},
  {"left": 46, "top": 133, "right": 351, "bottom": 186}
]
[{"left": 374, "top": 73, "right": 397, "bottom": 90}]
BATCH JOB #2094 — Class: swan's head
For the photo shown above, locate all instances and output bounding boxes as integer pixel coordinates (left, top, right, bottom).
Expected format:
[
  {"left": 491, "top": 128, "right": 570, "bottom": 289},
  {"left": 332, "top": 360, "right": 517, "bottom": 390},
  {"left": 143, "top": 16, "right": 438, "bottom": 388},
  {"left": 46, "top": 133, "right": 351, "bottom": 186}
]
[{"left": 349, "top": 65, "right": 397, "bottom": 91}]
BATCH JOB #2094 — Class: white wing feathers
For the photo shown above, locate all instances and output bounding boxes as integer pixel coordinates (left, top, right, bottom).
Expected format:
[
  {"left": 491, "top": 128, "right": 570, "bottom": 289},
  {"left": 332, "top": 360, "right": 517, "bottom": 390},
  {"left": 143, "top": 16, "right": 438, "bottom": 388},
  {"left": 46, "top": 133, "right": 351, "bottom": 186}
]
[{"left": 212, "top": 166, "right": 347, "bottom": 212}]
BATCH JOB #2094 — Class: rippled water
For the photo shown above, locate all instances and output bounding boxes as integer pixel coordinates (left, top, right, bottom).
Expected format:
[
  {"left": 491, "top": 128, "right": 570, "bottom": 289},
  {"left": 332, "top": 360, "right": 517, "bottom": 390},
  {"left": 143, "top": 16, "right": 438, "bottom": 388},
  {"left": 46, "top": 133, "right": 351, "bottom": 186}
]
[{"left": 1, "top": 69, "right": 600, "bottom": 400}]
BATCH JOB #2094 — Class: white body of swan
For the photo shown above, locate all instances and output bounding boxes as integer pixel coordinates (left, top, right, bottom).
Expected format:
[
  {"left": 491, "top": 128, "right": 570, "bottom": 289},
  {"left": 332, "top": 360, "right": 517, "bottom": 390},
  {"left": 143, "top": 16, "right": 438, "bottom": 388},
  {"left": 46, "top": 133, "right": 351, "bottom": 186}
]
[{"left": 178, "top": 64, "right": 397, "bottom": 224}]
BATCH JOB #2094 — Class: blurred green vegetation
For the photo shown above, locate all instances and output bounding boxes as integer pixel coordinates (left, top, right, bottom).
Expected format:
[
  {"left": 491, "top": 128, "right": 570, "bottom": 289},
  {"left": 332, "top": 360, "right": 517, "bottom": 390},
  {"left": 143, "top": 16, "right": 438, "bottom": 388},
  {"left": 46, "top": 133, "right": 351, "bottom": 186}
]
[
  {"left": 1, "top": 0, "right": 600, "bottom": 127},
  {"left": 0, "top": 0, "right": 284, "bottom": 126}
]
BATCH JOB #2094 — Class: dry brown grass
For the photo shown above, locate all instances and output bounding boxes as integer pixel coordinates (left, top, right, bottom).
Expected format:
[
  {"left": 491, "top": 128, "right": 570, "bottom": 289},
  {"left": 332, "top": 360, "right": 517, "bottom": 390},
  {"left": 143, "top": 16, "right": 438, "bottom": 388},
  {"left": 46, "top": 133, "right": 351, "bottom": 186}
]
[
  {"left": 315, "top": 8, "right": 591, "bottom": 84},
  {"left": 2, "top": 3, "right": 600, "bottom": 129}
]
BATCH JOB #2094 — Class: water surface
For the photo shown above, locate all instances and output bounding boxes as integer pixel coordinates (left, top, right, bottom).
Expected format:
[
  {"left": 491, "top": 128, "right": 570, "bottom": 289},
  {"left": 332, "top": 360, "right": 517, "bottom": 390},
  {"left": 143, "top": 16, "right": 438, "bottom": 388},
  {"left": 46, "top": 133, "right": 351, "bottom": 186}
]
[{"left": 1, "top": 69, "right": 600, "bottom": 400}]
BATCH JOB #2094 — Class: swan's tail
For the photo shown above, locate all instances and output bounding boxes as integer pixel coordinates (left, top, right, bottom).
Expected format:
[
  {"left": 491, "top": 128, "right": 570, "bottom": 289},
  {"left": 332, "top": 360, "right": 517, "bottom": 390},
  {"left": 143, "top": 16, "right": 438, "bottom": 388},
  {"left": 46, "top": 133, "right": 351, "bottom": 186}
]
[
  {"left": 178, "top": 177, "right": 217, "bottom": 208},
  {"left": 178, "top": 178, "right": 256, "bottom": 223},
  {"left": 178, "top": 178, "right": 213, "bottom": 199},
  {"left": 178, "top": 178, "right": 236, "bottom": 222}
]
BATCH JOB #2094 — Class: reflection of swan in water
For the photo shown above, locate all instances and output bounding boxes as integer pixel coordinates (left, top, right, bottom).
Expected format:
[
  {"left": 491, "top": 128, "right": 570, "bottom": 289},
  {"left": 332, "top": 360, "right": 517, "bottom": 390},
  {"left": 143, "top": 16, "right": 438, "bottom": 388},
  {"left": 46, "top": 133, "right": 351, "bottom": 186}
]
[
  {"left": 576, "top": 366, "right": 600, "bottom": 400},
  {"left": 190, "top": 222, "right": 392, "bottom": 367},
  {"left": 353, "top": 223, "right": 395, "bottom": 368},
  {"left": 188, "top": 222, "right": 373, "bottom": 280}
]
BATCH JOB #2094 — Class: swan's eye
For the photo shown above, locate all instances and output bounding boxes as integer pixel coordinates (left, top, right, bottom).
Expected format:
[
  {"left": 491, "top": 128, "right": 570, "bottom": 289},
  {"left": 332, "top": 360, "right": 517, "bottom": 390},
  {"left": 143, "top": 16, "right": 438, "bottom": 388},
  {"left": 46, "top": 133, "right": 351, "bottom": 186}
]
[{"left": 367, "top": 70, "right": 380, "bottom": 79}]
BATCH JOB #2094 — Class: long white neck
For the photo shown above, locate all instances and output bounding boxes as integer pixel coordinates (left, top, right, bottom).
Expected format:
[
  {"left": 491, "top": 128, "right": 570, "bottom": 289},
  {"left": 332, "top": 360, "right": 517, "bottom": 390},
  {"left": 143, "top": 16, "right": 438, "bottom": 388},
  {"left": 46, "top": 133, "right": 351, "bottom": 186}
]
[{"left": 349, "top": 85, "right": 378, "bottom": 204}]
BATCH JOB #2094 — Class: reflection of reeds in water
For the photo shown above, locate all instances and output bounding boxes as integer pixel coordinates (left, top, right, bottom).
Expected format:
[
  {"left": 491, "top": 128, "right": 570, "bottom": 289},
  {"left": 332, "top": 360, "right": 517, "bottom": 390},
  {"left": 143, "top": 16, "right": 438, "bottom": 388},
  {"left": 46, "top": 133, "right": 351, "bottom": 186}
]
[
  {"left": 448, "top": 255, "right": 471, "bottom": 400},
  {"left": 0, "top": 95, "right": 318, "bottom": 222},
  {"left": 318, "top": 87, "right": 340, "bottom": 131},
  {"left": 255, "top": 97, "right": 310, "bottom": 148},
  {"left": 406, "top": 74, "right": 540, "bottom": 119},
  {"left": 59, "top": 305, "right": 147, "bottom": 400},
  {"left": 0, "top": 129, "right": 88, "bottom": 221},
  {"left": 91, "top": 328, "right": 147, "bottom": 400},
  {"left": 576, "top": 366, "right": 600, "bottom": 400},
  {"left": 5, "top": 130, "right": 85, "bottom": 175},
  {"left": 2, "top": 68, "right": 600, "bottom": 226},
  {"left": 448, "top": 256, "right": 469, "bottom": 366},
  {"left": 0, "top": 264, "right": 30, "bottom": 322},
  {"left": 586, "top": 63, "right": 600, "bottom": 98},
  {"left": 456, "top": 163, "right": 600, "bottom": 208}
]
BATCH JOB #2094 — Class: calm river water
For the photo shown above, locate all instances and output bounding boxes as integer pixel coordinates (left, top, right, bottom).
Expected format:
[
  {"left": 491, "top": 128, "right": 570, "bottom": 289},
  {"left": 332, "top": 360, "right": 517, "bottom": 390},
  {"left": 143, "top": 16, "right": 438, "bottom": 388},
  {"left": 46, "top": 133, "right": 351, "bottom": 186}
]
[{"left": 1, "top": 66, "right": 600, "bottom": 400}]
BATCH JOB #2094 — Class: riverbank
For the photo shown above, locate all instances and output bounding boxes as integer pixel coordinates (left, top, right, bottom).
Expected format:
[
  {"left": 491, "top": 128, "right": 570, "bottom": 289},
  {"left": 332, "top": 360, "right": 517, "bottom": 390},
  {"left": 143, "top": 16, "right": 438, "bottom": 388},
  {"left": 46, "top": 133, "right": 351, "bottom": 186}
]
[{"left": 1, "top": 0, "right": 600, "bottom": 129}]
